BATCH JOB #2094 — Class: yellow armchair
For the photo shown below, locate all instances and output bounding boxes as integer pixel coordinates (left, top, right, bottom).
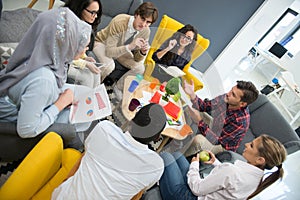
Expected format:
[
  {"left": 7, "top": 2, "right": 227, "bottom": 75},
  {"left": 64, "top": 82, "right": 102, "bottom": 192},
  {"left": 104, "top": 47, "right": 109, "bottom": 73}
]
[
  {"left": 0, "top": 132, "right": 82, "bottom": 200},
  {"left": 144, "top": 15, "right": 210, "bottom": 91}
]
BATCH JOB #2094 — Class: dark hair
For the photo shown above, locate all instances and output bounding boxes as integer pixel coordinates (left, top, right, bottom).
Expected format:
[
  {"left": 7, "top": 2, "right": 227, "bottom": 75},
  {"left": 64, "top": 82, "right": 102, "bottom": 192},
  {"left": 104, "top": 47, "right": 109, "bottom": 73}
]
[
  {"left": 134, "top": 2, "right": 158, "bottom": 24},
  {"left": 161, "top": 24, "right": 198, "bottom": 65},
  {"left": 247, "top": 134, "right": 286, "bottom": 199},
  {"left": 64, "top": 0, "right": 102, "bottom": 32},
  {"left": 236, "top": 80, "right": 259, "bottom": 105}
]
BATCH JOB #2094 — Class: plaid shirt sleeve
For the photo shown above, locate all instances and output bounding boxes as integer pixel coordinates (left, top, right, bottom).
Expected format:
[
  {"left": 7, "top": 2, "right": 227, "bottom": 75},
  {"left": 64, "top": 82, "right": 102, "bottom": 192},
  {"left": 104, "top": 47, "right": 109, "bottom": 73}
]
[{"left": 192, "top": 96, "right": 212, "bottom": 113}]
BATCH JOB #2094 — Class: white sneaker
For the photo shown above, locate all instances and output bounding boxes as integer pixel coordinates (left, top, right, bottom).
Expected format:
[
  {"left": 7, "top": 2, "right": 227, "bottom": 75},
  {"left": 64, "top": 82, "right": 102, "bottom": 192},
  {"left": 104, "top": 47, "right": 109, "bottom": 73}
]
[{"left": 113, "top": 85, "right": 123, "bottom": 101}]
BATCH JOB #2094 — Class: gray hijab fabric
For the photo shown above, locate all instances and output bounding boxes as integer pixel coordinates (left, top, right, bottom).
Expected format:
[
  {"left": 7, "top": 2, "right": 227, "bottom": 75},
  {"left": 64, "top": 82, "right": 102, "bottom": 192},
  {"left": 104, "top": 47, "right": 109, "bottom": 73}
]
[{"left": 0, "top": 7, "right": 91, "bottom": 96}]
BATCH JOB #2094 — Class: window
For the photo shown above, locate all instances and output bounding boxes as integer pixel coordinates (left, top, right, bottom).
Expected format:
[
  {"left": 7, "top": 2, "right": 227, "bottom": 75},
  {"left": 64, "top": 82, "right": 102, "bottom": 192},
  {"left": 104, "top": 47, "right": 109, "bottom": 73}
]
[
  {"left": 282, "top": 24, "right": 300, "bottom": 57},
  {"left": 256, "top": 8, "right": 299, "bottom": 58}
]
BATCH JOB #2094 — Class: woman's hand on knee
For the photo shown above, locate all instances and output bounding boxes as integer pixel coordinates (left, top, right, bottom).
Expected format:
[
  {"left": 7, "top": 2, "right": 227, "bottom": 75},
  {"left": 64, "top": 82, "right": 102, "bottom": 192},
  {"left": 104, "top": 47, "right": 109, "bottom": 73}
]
[{"left": 54, "top": 89, "right": 74, "bottom": 111}]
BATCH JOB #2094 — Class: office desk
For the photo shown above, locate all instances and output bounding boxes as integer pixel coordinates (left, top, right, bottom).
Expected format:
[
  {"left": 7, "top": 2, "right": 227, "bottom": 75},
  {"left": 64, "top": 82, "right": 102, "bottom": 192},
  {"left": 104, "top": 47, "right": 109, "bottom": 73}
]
[
  {"left": 254, "top": 46, "right": 287, "bottom": 70},
  {"left": 121, "top": 76, "right": 193, "bottom": 152},
  {"left": 253, "top": 46, "right": 287, "bottom": 81},
  {"left": 281, "top": 74, "right": 300, "bottom": 126},
  {"left": 267, "top": 72, "right": 300, "bottom": 127},
  {"left": 253, "top": 47, "right": 299, "bottom": 126}
]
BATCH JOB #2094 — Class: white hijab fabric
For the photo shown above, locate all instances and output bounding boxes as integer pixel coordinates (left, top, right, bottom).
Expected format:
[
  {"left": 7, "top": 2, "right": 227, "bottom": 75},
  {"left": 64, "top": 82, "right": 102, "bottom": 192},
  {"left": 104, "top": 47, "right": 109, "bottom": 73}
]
[{"left": 0, "top": 7, "right": 91, "bottom": 96}]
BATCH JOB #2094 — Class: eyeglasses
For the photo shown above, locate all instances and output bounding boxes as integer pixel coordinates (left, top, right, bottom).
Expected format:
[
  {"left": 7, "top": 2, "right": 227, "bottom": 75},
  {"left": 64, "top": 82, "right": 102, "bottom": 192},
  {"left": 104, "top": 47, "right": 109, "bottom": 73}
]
[
  {"left": 181, "top": 35, "right": 193, "bottom": 42},
  {"left": 85, "top": 8, "right": 99, "bottom": 17}
]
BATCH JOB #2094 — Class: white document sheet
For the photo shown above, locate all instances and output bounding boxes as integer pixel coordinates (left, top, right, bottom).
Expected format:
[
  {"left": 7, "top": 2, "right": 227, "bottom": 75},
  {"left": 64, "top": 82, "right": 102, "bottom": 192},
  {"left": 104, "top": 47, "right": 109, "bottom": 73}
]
[
  {"left": 70, "top": 84, "right": 112, "bottom": 123},
  {"left": 158, "top": 64, "right": 186, "bottom": 77}
]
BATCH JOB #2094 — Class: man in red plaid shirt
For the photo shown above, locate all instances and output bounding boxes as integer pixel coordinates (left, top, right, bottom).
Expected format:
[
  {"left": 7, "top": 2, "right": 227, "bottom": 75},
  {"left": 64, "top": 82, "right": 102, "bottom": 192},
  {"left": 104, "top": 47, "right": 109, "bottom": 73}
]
[{"left": 184, "top": 80, "right": 259, "bottom": 156}]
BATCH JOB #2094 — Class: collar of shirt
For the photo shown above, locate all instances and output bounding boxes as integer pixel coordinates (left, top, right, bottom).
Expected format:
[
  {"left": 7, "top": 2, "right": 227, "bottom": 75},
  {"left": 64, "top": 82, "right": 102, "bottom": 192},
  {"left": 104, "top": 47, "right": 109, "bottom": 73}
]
[
  {"left": 234, "top": 160, "right": 264, "bottom": 177},
  {"left": 125, "top": 16, "right": 139, "bottom": 41}
]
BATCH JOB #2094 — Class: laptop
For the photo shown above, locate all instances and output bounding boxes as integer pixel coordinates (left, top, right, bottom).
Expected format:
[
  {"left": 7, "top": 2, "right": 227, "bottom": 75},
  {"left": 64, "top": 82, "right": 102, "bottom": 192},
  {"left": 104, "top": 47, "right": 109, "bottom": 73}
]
[{"left": 268, "top": 42, "right": 287, "bottom": 59}]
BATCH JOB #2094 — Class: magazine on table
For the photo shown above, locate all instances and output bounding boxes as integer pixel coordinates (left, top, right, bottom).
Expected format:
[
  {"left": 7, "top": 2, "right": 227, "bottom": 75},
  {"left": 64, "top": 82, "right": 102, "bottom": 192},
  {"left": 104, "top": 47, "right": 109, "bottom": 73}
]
[{"left": 69, "top": 84, "right": 112, "bottom": 123}]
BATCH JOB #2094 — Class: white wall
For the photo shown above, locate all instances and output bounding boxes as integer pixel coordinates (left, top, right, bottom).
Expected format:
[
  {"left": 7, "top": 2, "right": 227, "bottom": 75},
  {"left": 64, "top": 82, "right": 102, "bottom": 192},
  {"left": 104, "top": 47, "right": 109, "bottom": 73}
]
[{"left": 206, "top": 0, "right": 300, "bottom": 92}]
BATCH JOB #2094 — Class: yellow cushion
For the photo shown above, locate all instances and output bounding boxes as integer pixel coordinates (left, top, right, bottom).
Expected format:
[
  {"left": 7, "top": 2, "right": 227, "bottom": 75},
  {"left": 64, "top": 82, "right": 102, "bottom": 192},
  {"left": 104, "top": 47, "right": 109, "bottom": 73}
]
[
  {"left": 144, "top": 15, "right": 210, "bottom": 91},
  {"left": 32, "top": 148, "right": 81, "bottom": 200},
  {"left": 0, "top": 132, "right": 63, "bottom": 200},
  {"left": 0, "top": 132, "right": 82, "bottom": 200}
]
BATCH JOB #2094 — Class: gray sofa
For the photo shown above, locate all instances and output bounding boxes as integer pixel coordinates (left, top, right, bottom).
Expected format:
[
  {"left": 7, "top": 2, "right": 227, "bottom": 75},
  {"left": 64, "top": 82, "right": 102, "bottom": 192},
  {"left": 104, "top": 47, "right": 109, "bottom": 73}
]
[
  {"left": 141, "top": 94, "right": 300, "bottom": 200},
  {"left": 0, "top": 0, "right": 143, "bottom": 43},
  {"left": 236, "top": 94, "right": 300, "bottom": 155}
]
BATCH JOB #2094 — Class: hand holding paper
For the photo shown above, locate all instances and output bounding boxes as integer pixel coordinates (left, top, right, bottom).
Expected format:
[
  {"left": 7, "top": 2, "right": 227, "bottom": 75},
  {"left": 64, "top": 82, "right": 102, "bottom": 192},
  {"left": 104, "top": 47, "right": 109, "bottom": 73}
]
[{"left": 70, "top": 84, "right": 112, "bottom": 123}]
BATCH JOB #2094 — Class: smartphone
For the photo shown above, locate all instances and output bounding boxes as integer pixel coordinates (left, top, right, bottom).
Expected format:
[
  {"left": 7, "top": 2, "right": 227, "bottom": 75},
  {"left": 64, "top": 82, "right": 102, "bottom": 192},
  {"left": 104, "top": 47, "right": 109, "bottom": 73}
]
[{"left": 94, "top": 63, "right": 106, "bottom": 68}]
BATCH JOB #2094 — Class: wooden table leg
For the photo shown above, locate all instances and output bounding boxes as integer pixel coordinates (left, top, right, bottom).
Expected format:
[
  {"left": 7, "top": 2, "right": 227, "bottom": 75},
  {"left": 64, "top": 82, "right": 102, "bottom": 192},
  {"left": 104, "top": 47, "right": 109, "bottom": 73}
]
[
  {"left": 27, "top": 0, "right": 55, "bottom": 9},
  {"left": 121, "top": 120, "right": 130, "bottom": 131},
  {"left": 49, "top": 0, "right": 55, "bottom": 9},
  {"left": 27, "top": 0, "right": 38, "bottom": 8},
  {"left": 156, "top": 136, "right": 170, "bottom": 153}
]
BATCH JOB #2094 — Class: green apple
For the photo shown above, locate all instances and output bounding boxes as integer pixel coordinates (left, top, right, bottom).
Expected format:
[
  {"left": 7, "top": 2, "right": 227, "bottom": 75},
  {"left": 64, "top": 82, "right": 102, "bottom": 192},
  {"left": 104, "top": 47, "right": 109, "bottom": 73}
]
[{"left": 199, "top": 150, "right": 210, "bottom": 162}]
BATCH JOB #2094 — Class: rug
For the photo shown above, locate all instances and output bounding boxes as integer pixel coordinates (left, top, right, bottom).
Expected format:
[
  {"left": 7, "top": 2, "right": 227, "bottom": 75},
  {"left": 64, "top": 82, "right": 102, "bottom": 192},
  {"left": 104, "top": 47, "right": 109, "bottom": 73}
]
[{"left": 0, "top": 159, "right": 21, "bottom": 187}]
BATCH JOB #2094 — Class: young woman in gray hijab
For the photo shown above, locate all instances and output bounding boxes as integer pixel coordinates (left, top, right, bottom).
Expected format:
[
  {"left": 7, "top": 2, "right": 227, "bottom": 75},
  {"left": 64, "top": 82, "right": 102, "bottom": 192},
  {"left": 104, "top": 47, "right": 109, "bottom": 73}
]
[{"left": 0, "top": 7, "right": 91, "bottom": 150}]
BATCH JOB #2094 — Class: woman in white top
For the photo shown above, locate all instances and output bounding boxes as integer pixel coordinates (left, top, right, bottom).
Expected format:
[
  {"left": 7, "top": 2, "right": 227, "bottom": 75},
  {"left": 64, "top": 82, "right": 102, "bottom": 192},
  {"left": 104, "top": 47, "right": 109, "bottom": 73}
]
[{"left": 159, "top": 134, "right": 287, "bottom": 200}]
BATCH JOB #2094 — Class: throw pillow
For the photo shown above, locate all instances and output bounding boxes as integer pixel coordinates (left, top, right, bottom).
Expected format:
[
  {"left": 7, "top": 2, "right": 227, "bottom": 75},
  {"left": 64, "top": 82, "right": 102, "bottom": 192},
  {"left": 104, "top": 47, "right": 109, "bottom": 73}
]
[
  {"left": 0, "top": 8, "right": 41, "bottom": 43},
  {"left": 0, "top": 46, "right": 15, "bottom": 70}
]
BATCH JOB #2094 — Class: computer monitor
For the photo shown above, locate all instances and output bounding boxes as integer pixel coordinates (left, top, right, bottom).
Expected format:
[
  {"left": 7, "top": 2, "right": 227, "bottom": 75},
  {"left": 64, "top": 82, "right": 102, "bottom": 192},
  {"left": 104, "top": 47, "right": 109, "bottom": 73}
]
[{"left": 268, "top": 42, "right": 287, "bottom": 59}]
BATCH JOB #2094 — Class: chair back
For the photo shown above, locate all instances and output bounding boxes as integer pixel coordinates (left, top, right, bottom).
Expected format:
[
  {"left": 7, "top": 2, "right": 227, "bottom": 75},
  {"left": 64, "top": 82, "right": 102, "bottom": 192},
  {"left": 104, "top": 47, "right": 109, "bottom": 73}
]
[
  {"left": 144, "top": 15, "right": 210, "bottom": 91},
  {"left": 0, "top": 132, "right": 63, "bottom": 199}
]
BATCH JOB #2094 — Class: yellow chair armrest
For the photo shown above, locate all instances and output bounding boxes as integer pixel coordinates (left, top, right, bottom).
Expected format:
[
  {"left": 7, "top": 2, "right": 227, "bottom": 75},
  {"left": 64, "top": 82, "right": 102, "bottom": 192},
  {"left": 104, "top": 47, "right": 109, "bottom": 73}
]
[
  {"left": 0, "top": 132, "right": 63, "bottom": 200},
  {"left": 32, "top": 148, "right": 82, "bottom": 200},
  {"left": 144, "top": 49, "right": 156, "bottom": 81},
  {"left": 183, "top": 70, "right": 203, "bottom": 91}
]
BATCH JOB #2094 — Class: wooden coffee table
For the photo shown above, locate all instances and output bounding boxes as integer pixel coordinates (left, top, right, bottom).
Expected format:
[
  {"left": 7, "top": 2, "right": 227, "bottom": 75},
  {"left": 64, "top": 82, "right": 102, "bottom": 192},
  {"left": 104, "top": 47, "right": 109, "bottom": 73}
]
[{"left": 121, "top": 76, "right": 193, "bottom": 152}]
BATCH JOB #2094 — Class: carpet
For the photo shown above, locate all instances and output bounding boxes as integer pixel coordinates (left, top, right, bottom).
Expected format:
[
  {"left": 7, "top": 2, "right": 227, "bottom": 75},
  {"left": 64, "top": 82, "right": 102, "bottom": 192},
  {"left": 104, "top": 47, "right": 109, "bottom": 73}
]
[{"left": 0, "top": 159, "right": 21, "bottom": 187}]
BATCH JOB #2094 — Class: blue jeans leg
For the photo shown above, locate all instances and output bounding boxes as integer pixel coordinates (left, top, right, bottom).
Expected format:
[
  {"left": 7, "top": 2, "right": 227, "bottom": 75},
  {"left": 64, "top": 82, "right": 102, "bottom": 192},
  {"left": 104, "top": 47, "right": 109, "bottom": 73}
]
[
  {"left": 172, "top": 151, "right": 190, "bottom": 183},
  {"left": 159, "top": 152, "right": 197, "bottom": 200}
]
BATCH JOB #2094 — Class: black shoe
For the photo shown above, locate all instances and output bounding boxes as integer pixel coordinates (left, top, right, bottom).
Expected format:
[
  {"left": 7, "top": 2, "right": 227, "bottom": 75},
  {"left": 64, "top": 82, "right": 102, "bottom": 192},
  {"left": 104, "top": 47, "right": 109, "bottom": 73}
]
[{"left": 103, "top": 77, "right": 114, "bottom": 86}]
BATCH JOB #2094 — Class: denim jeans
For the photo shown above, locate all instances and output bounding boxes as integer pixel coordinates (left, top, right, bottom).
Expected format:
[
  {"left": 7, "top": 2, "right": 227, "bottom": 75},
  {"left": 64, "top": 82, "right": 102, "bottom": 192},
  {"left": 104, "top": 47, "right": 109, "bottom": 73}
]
[{"left": 159, "top": 152, "right": 197, "bottom": 200}]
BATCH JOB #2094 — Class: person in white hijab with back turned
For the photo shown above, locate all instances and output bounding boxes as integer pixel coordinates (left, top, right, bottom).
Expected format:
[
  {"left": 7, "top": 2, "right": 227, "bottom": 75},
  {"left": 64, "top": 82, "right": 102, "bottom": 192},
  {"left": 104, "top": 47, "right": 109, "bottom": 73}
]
[{"left": 0, "top": 7, "right": 92, "bottom": 152}]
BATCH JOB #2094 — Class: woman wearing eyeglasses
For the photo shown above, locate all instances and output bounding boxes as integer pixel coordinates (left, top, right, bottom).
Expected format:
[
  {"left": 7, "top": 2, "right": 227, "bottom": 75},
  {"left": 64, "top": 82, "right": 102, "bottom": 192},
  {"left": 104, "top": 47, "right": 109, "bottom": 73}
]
[
  {"left": 152, "top": 24, "right": 198, "bottom": 82},
  {"left": 64, "top": 0, "right": 103, "bottom": 88}
]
